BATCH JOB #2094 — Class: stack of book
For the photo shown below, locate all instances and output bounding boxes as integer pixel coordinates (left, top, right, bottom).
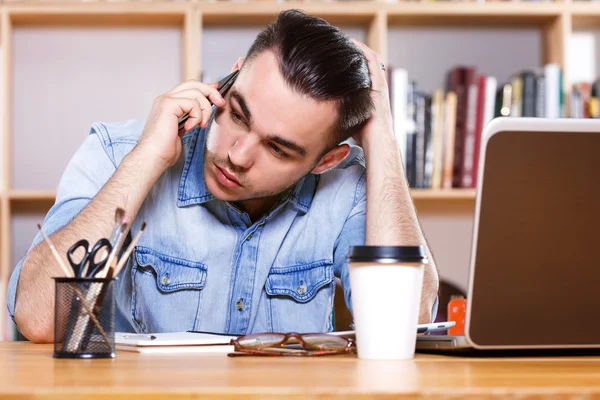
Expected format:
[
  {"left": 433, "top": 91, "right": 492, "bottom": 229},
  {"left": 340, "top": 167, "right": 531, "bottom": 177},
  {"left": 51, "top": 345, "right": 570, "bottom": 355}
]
[{"left": 389, "top": 63, "right": 563, "bottom": 189}]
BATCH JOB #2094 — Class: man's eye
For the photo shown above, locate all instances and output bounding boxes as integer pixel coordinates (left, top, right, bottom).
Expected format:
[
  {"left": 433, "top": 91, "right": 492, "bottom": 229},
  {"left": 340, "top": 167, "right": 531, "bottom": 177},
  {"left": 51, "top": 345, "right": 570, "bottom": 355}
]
[
  {"left": 230, "top": 110, "right": 243, "bottom": 123},
  {"left": 270, "top": 143, "right": 287, "bottom": 158}
]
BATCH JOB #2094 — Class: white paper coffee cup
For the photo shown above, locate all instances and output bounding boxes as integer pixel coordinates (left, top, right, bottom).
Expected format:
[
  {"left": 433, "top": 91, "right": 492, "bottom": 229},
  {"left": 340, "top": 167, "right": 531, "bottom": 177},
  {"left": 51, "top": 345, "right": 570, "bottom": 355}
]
[{"left": 347, "top": 246, "right": 427, "bottom": 360}]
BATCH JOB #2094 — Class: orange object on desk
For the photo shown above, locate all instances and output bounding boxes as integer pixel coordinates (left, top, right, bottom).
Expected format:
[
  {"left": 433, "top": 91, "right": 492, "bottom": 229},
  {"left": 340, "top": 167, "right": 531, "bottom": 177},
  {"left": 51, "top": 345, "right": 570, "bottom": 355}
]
[{"left": 447, "top": 295, "right": 466, "bottom": 335}]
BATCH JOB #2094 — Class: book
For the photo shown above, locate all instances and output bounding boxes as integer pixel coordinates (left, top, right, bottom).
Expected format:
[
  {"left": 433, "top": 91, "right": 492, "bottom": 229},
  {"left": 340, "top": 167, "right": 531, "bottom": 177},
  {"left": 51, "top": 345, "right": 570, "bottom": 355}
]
[
  {"left": 117, "top": 344, "right": 234, "bottom": 354},
  {"left": 115, "top": 331, "right": 237, "bottom": 354}
]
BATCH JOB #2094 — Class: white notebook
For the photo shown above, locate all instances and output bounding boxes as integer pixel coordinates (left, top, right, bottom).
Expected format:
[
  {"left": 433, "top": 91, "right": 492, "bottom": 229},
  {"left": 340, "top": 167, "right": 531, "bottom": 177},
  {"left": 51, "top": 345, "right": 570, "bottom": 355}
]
[{"left": 115, "top": 331, "right": 237, "bottom": 354}]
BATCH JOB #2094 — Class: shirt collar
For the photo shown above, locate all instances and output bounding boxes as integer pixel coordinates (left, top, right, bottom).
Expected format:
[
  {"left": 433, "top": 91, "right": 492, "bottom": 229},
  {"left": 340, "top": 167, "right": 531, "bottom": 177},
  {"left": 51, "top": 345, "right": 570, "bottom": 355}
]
[{"left": 177, "top": 119, "right": 317, "bottom": 214}]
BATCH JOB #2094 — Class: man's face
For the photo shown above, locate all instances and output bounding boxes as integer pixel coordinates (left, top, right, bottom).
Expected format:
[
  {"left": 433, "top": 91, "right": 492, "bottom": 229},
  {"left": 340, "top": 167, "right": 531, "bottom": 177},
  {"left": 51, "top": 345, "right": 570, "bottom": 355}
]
[{"left": 204, "top": 51, "right": 340, "bottom": 202}]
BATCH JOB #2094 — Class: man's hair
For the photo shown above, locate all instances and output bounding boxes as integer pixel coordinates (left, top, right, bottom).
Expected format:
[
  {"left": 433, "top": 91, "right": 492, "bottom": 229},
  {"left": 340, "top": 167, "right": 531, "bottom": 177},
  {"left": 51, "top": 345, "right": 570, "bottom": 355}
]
[{"left": 245, "top": 9, "right": 374, "bottom": 148}]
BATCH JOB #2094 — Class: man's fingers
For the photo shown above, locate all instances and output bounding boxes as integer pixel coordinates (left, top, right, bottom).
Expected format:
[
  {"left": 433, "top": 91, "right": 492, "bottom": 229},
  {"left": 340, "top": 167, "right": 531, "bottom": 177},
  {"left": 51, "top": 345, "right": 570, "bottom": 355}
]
[
  {"left": 169, "top": 88, "right": 215, "bottom": 128},
  {"left": 155, "top": 96, "right": 202, "bottom": 134},
  {"left": 176, "top": 98, "right": 203, "bottom": 133},
  {"left": 351, "top": 38, "right": 386, "bottom": 90},
  {"left": 168, "top": 80, "right": 226, "bottom": 107}
]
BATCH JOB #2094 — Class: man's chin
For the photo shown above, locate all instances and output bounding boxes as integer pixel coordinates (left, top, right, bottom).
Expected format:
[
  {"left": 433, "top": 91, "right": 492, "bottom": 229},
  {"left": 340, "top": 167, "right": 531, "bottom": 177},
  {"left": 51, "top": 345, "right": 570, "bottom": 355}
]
[{"left": 205, "top": 176, "right": 248, "bottom": 202}]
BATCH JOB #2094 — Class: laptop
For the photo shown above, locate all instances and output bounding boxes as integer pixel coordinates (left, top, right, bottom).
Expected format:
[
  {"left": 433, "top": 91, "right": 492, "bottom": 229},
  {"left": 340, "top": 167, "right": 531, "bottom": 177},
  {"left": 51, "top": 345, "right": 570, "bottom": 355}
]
[{"left": 416, "top": 117, "right": 600, "bottom": 355}]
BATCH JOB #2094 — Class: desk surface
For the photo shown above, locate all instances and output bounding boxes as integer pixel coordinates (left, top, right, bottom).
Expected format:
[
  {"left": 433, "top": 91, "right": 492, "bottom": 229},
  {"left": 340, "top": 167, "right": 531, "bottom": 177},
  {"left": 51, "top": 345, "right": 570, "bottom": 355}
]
[{"left": 2, "top": 342, "right": 600, "bottom": 399}]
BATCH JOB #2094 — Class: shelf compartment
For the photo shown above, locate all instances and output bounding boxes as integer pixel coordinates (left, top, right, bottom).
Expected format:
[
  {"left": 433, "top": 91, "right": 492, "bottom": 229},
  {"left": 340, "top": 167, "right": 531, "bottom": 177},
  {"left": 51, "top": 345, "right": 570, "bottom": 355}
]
[{"left": 8, "top": 7, "right": 185, "bottom": 191}]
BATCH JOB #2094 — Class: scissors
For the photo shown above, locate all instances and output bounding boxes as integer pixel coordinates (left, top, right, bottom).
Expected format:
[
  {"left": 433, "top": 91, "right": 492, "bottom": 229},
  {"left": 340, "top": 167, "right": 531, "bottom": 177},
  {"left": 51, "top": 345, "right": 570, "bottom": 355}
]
[
  {"left": 67, "top": 238, "right": 113, "bottom": 278},
  {"left": 178, "top": 69, "right": 240, "bottom": 132}
]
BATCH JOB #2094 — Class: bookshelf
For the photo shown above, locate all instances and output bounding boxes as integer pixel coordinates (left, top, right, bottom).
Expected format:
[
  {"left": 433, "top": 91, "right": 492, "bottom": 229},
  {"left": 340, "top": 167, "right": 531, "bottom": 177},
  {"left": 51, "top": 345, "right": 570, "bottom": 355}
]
[{"left": 0, "top": 0, "right": 585, "bottom": 341}]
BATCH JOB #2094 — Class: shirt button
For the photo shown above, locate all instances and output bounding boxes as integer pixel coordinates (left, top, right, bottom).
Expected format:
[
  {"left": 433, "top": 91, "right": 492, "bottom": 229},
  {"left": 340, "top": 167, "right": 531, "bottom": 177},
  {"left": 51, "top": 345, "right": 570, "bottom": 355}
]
[
  {"left": 236, "top": 299, "right": 245, "bottom": 311},
  {"left": 297, "top": 285, "right": 307, "bottom": 296},
  {"left": 246, "top": 233, "right": 253, "bottom": 240},
  {"left": 161, "top": 276, "right": 171, "bottom": 286}
]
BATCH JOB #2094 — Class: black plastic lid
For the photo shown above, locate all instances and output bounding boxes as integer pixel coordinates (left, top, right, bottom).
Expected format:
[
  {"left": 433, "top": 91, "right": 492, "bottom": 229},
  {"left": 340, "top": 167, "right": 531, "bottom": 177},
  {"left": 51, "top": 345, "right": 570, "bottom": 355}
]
[{"left": 347, "top": 245, "right": 426, "bottom": 263}]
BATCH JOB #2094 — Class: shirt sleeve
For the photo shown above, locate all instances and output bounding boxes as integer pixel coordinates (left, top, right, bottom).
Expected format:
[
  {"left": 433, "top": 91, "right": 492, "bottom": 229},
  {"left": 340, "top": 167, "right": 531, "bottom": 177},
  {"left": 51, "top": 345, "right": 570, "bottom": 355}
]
[
  {"left": 6, "top": 131, "right": 118, "bottom": 321},
  {"left": 332, "top": 170, "right": 439, "bottom": 327}
]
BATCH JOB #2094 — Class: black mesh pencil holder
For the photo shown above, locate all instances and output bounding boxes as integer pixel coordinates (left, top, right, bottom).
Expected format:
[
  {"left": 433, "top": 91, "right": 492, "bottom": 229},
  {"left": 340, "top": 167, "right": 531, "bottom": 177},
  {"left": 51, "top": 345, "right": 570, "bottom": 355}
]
[{"left": 53, "top": 277, "right": 116, "bottom": 359}]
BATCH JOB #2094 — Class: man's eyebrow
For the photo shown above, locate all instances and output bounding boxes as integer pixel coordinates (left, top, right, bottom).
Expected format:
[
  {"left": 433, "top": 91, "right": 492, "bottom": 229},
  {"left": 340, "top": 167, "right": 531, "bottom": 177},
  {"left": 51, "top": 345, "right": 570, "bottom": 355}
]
[
  {"left": 230, "top": 89, "right": 307, "bottom": 157},
  {"left": 267, "top": 135, "right": 307, "bottom": 157},
  {"left": 230, "top": 90, "right": 252, "bottom": 123}
]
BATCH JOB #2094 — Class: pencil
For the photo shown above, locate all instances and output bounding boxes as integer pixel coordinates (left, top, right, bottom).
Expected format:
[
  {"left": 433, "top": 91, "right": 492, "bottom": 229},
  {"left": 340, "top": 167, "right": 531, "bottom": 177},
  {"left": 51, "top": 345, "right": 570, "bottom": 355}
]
[{"left": 37, "top": 224, "right": 73, "bottom": 278}]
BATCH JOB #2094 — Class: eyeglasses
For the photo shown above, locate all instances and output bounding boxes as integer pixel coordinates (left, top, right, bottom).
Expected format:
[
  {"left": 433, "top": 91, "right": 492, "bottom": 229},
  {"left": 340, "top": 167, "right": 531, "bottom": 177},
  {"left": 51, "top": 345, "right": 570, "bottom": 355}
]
[{"left": 229, "top": 332, "right": 356, "bottom": 357}]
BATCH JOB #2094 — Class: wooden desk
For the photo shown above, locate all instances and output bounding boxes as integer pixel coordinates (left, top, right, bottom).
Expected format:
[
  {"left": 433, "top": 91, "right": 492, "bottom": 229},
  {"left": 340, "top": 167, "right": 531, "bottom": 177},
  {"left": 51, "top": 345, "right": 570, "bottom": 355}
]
[{"left": 2, "top": 342, "right": 600, "bottom": 399}]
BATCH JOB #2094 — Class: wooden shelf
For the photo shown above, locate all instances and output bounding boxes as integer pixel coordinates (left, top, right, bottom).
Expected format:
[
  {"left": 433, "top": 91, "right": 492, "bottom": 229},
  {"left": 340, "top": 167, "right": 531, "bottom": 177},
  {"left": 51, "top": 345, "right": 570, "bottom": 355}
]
[
  {"left": 386, "top": 2, "right": 563, "bottom": 26},
  {"left": 5, "top": 4, "right": 188, "bottom": 26},
  {"left": 8, "top": 190, "right": 56, "bottom": 201},
  {"left": 8, "top": 192, "right": 56, "bottom": 215},
  {"left": 571, "top": 3, "right": 600, "bottom": 29},
  {"left": 200, "top": 1, "right": 378, "bottom": 25},
  {"left": 410, "top": 189, "right": 476, "bottom": 200}
]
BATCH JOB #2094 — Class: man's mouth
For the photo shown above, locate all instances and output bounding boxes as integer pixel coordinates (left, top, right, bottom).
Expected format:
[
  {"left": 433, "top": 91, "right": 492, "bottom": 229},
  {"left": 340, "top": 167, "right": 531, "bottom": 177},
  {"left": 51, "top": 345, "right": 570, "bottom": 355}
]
[{"left": 215, "top": 164, "right": 242, "bottom": 188}]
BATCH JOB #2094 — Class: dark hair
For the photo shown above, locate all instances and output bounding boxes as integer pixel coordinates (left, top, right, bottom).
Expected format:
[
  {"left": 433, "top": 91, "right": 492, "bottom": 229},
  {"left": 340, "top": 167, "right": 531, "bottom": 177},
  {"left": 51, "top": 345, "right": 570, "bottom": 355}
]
[{"left": 245, "top": 9, "right": 374, "bottom": 148}]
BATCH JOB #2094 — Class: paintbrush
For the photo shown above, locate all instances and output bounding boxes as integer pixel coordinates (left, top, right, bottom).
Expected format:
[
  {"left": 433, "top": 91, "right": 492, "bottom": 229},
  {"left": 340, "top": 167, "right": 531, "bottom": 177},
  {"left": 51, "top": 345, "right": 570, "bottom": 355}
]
[
  {"left": 97, "top": 219, "right": 129, "bottom": 279},
  {"left": 114, "top": 222, "right": 146, "bottom": 277},
  {"left": 80, "top": 207, "right": 124, "bottom": 278}
]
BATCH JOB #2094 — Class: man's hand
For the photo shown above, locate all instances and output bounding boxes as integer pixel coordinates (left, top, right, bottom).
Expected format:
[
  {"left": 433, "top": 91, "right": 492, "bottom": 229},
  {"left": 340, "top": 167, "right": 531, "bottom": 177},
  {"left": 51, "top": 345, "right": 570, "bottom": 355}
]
[
  {"left": 350, "top": 38, "right": 394, "bottom": 148},
  {"left": 135, "top": 80, "right": 226, "bottom": 170}
]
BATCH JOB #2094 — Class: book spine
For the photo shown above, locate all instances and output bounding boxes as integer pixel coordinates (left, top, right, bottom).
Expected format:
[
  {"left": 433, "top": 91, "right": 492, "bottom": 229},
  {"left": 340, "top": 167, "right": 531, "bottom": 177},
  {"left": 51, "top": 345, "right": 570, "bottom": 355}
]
[
  {"left": 405, "top": 81, "right": 417, "bottom": 187},
  {"left": 392, "top": 68, "right": 409, "bottom": 167},
  {"left": 535, "top": 74, "right": 545, "bottom": 118},
  {"left": 544, "top": 63, "right": 560, "bottom": 118},
  {"left": 510, "top": 75, "right": 522, "bottom": 117},
  {"left": 521, "top": 71, "right": 537, "bottom": 117},
  {"left": 423, "top": 95, "right": 435, "bottom": 189},
  {"left": 470, "top": 75, "right": 488, "bottom": 188},
  {"left": 461, "top": 81, "right": 479, "bottom": 188},
  {"left": 414, "top": 92, "right": 426, "bottom": 188},
  {"left": 431, "top": 89, "right": 445, "bottom": 190},
  {"left": 442, "top": 92, "right": 457, "bottom": 189}
]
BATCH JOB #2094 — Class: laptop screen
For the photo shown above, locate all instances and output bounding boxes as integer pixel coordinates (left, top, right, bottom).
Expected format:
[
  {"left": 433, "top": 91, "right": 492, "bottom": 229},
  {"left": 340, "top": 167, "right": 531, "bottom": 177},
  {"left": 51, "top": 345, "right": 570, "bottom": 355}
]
[{"left": 468, "top": 129, "right": 600, "bottom": 347}]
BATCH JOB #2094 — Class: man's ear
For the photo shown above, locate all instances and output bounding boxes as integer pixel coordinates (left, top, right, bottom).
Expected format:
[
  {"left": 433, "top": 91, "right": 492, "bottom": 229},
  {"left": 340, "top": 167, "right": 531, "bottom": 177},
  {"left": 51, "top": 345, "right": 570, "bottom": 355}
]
[
  {"left": 312, "top": 144, "right": 351, "bottom": 175},
  {"left": 232, "top": 57, "right": 245, "bottom": 72}
]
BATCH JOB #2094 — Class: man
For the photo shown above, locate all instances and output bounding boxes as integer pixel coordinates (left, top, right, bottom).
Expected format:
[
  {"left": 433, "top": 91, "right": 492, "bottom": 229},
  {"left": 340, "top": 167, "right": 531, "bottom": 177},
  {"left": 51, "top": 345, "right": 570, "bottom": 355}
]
[{"left": 8, "top": 10, "right": 438, "bottom": 343}]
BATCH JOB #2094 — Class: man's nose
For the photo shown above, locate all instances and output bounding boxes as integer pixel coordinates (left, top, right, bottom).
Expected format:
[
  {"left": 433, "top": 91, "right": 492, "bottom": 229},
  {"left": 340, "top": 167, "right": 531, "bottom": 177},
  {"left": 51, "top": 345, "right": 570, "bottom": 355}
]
[{"left": 228, "top": 134, "right": 258, "bottom": 170}]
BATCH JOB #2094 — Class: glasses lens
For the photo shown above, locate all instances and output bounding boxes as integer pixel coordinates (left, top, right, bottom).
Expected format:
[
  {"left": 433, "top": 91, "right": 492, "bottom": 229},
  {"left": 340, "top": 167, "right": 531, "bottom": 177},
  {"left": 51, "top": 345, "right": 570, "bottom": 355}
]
[
  {"left": 237, "top": 333, "right": 286, "bottom": 348},
  {"left": 301, "top": 334, "right": 348, "bottom": 349}
]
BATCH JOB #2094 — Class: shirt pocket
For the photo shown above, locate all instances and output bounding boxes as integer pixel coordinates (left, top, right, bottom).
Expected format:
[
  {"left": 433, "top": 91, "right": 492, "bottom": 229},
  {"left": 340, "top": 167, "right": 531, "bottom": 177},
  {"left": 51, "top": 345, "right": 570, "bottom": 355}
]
[
  {"left": 265, "top": 260, "right": 335, "bottom": 333},
  {"left": 131, "top": 246, "right": 207, "bottom": 333}
]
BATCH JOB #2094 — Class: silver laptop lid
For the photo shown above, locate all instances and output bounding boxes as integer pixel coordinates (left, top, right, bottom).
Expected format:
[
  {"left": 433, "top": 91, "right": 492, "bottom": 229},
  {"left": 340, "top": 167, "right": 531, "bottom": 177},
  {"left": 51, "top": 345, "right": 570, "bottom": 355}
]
[{"left": 465, "top": 118, "right": 600, "bottom": 350}]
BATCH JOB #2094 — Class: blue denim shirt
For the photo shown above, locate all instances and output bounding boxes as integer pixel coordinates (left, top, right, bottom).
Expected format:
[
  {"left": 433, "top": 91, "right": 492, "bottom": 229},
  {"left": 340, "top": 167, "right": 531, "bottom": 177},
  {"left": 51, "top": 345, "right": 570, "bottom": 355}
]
[{"left": 7, "top": 117, "right": 375, "bottom": 335}]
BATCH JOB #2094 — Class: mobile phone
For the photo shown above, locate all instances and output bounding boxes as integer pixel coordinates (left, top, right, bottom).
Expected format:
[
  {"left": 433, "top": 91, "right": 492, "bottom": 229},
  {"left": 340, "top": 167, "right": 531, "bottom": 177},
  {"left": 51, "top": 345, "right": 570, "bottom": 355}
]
[
  {"left": 329, "top": 321, "right": 456, "bottom": 339},
  {"left": 177, "top": 69, "right": 240, "bottom": 132},
  {"left": 416, "top": 321, "right": 456, "bottom": 334}
]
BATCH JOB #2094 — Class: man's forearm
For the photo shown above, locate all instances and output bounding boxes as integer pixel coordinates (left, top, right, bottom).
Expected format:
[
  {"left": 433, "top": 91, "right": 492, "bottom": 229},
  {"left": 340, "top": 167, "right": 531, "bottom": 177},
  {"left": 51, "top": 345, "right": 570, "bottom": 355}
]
[
  {"left": 14, "top": 148, "right": 163, "bottom": 343},
  {"left": 362, "top": 131, "right": 440, "bottom": 324}
]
